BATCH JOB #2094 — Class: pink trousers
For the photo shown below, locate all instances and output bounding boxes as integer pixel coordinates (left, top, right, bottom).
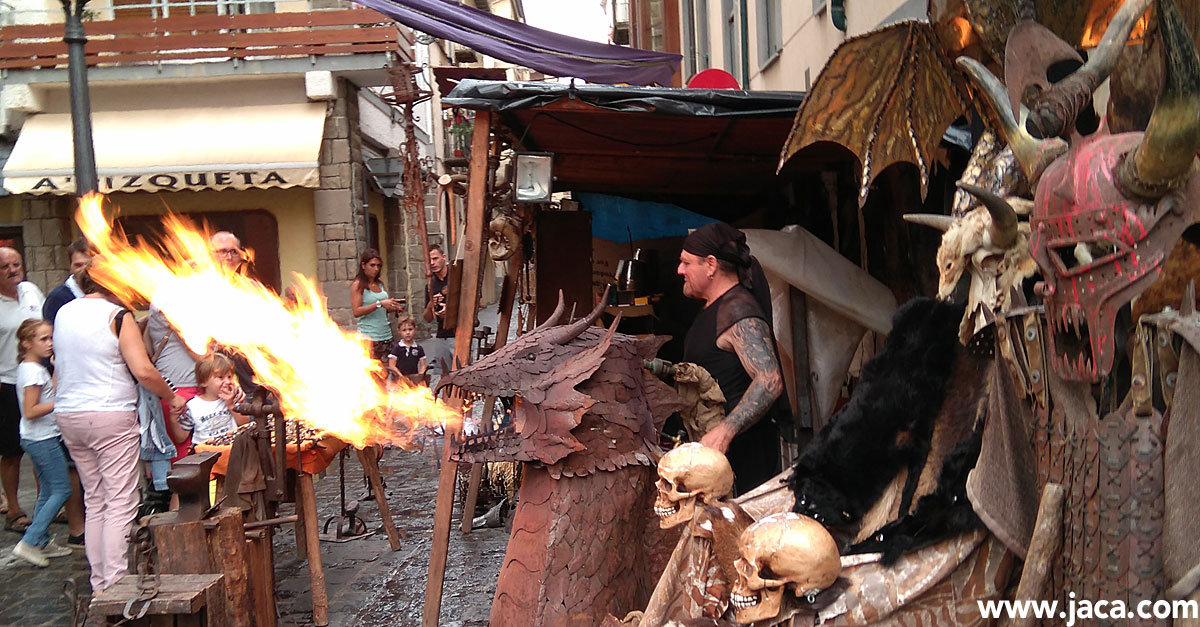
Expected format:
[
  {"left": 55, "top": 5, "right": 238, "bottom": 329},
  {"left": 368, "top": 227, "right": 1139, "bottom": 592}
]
[{"left": 57, "top": 410, "right": 141, "bottom": 592}]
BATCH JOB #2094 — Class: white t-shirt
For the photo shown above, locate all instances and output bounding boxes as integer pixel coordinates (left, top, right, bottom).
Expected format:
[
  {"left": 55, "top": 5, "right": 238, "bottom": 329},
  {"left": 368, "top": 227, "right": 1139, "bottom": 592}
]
[
  {"left": 53, "top": 298, "right": 136, "bottom": 413},
  {"left": 16, "top": 361, "right": 57, "bottom": 441},
  {"left": 179, "top": 396, "right": 237, "bottom": 444},
  {"left": 0, "top": 282, "right": 45, "bottom": 384}
]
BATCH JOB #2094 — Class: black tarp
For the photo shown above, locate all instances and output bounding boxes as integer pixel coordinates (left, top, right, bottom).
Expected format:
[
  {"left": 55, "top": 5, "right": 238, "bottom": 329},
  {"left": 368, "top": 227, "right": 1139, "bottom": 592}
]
[{"left": 442, "top": 79, "right": 806, "bottom": 118}]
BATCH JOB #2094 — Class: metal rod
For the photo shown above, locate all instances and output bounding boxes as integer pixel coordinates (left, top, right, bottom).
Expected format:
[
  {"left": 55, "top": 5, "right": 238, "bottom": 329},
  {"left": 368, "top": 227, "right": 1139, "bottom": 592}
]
[
  {"left": 61, "top": 0, "right": 98, "bottom": 195},
  {"left": 243, "top": 515, "right": 300, "bottom": 531}
]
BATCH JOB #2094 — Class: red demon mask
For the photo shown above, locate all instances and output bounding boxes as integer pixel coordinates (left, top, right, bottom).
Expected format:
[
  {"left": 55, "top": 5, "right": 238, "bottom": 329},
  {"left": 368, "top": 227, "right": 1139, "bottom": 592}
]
[{"left": 958, "top": 0, "right": 1200, "bottom": 382}]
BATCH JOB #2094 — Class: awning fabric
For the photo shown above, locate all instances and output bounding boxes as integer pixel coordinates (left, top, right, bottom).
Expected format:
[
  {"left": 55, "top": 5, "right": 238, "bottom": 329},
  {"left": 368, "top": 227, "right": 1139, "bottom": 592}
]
[
  {"left": 1, "top": 103, "right": 327, "bottom": 196},
  {"left": 354, "top": 0, "right": 680, "bottom": 87}
]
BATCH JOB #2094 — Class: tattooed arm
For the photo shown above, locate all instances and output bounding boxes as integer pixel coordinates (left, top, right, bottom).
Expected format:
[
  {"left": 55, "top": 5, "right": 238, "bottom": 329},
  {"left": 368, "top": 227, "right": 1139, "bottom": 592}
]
[{"left": 699, "top": 316, "right": 784, "bottom": 453}]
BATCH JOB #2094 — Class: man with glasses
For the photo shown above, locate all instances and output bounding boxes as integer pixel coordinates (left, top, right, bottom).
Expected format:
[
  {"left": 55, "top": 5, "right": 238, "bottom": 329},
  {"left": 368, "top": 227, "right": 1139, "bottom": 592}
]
[{"left": 210, "top": 231, "right": 245, "bottom": 273}]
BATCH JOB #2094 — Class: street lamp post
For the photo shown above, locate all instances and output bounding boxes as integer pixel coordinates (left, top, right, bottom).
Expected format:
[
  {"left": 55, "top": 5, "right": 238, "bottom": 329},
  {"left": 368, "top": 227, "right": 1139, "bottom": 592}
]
[{"left": 61, "top": 0, "right": 98, "bottom": 195}]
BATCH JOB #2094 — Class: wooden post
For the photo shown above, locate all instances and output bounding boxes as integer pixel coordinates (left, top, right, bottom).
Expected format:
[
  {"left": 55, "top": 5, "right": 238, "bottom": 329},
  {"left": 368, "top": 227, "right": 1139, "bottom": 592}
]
[
  {"left": 297, "top": 473, "right": 329, "bottom": 626},
  {"left": 244, "top": 529, "right": 277, "bottom": 627},
  {"left": 357, "top": 446, "right": 404, "bottom": 550},
  {"left": 461, "top": 251, "right": 522, "bottom": 533},
  {"left": 205, "top": 508, "right": 254, "bottom": 627},
  {"left": 149, "top": 513, "right": 211, "bottom": 574},
  {"left": 423, "top": 108, "right": 493, "bottom": 627},
  {"left": 1008, "top": 482, "right": 1065, "bottom": 627}
]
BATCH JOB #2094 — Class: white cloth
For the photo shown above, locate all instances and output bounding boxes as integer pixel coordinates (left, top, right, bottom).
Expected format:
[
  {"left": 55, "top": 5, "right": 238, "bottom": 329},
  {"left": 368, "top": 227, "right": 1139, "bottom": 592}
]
[
  {"left": 0, "top": 281, "right": 45, "bottom": 384},
  {"left": 178, "top": 396, "right": 237, "bottom": 444},
  {"left": 54, "top": 298, "right": 137, "bottom": 413},
  {"left": 65, "top": 275, "right": 84, "bottom": 299},
  {"left": 16, "top": 361, "right": 57, "bottom": 441}
]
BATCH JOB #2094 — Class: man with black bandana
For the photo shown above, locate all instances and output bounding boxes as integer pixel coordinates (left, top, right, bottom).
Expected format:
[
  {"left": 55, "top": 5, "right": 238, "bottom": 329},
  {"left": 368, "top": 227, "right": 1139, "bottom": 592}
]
[{"left": 677, "top": 223, "right": 784, "bottom": 494}]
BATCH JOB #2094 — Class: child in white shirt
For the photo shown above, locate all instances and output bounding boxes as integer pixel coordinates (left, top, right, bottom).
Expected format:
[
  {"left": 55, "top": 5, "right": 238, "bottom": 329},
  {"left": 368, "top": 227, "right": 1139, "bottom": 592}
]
[{"left": 169, "top": 352, "right": 248, "bottom": 446}]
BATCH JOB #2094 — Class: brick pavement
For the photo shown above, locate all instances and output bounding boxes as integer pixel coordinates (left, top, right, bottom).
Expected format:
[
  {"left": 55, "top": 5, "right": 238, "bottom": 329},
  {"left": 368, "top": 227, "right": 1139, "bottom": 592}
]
[{"left": 0, "top": 440, "right": 507, "bottom": 627}]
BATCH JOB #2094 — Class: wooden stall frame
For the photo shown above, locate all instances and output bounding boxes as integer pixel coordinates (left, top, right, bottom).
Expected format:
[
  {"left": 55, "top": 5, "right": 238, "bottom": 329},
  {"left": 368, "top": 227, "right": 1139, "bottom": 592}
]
[{"left": 423, "top": 108, "right": 494, "bottom": 626}]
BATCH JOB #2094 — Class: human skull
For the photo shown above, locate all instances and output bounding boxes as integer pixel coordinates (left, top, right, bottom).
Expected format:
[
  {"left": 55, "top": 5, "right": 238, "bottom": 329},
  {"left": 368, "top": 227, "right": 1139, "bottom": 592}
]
[
  {"left": 653, "top": 443, "right": 733, "bottom": 529},
  {"left": 729, "top": 513, "right": 840, "bottom": 623}
]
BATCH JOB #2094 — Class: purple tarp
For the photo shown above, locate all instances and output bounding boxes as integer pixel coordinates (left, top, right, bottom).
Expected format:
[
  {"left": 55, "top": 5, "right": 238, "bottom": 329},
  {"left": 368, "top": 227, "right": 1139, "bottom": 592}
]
[{"left": 354, "top": 0, "right": 681, "bottom": 86}]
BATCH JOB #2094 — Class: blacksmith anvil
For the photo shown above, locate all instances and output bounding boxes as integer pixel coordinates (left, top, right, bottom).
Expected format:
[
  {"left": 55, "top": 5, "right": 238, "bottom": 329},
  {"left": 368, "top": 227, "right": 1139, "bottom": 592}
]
[
  {"left": 235, "top": 387, "right": 287, "bottom": 504},
  {"left": 167, "top": 451, "right": 221, "bottom": 521}
]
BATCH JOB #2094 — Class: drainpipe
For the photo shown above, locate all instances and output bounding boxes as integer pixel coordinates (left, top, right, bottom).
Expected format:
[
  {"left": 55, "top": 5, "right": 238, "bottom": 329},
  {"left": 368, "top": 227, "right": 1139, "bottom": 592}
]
[
  {"left": 61, "top": 0, "right": 97, "bottom": 195},
  {"left": 739, "top": 0, "right": 749, "bottom": 87}
]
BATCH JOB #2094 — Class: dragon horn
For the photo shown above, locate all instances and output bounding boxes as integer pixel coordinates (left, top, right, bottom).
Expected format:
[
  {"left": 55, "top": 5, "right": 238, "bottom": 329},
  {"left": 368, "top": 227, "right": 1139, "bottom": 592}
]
[
  {"left": 545, "top": 285, "right": 611, "bottom": 345},
  {"left": 957, "top": 182, "right": 1019, "bottom": 248},
  {"left": 530, "top": 289, "right": 567, "bottom": 333},
  {"left": 957, "top": 57, "right": 1067, "bottom": 186},
  {"left": 1116, "top": 0, "right": 1200, "bottom": 199},
  {"left": 903, "top": 214, "right": 955, "bottom": 232},
  {"left": 1025, "top": 0, "right": 1153, "bottom": 138}
]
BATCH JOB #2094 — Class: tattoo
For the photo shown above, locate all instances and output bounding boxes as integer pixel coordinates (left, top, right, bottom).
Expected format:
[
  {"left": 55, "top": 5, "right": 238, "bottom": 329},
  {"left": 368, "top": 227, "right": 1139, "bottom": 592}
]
[{"left": 721, "top": 317, "right": 784, "bottom": 434}]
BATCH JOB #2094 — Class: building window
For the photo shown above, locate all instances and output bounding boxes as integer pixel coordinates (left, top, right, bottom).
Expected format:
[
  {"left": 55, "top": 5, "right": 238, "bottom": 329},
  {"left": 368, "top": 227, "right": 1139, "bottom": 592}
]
[
  {"left": 756, "top": 0, "right": 781, "bottom": 67},
  {"left": 681, "top": 0, "right": 710, "bottom": 77},
  {"left": 722, "top": 0, "right": 741, "bottom": 84}
]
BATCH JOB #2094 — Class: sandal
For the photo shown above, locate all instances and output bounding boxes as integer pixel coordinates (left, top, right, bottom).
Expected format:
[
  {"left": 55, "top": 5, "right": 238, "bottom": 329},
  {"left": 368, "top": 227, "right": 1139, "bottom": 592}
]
[{"left": 5, "top": 512, "right": 31, "bottom": 533}]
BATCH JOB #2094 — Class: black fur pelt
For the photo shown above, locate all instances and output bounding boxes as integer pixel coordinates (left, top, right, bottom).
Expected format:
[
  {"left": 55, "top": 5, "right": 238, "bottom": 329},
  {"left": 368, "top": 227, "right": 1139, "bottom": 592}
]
[
  {"left": 846, "top": 424, "right": 984, "bottom": 564},
  {"left": 789, "top": 297, "right": 964, "bottom": 541}
]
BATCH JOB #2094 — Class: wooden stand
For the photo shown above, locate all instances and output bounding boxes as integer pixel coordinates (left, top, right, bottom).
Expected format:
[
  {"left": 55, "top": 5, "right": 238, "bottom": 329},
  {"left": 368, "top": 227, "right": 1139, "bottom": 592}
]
[
  {"left": 296, "top": 472, "right": 330, "bottom": 626},
  {"left": 91, "top": 574, "right": 226, "bottom": 626},
  {"left": 357, "top": 446, "right": 404, "bottom": 550},
  {"left": 148, "top": 508, "right": 253, "bottom": 627},
  {"left": 243, "top": 528, "right": 277, "bottom": 625}
]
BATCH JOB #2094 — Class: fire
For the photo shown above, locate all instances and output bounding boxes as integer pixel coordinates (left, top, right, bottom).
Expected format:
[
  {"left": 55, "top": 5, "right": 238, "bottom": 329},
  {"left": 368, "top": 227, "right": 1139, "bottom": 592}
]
[{"left": 75, "top": 192, "right": 460, "bottom": 448}]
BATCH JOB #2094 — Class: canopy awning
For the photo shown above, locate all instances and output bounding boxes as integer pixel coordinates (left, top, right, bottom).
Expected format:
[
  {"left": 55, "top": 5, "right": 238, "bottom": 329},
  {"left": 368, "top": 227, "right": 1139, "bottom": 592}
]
[{"left": 1, "top": 103, "right": 327, "bottom": 196}]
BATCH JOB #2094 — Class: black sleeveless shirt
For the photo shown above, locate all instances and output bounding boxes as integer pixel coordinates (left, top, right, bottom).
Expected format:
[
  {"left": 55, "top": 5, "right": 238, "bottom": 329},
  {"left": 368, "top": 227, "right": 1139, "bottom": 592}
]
[{"left": 682, "top": 285, "right": 765, "bottom": 413}]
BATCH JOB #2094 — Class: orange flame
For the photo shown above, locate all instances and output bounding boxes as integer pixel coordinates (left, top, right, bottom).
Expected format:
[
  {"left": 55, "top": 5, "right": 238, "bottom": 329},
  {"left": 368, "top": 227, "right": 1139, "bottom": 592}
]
[{"left": 75, "top": 192, "right": 460, "bottom": 449}]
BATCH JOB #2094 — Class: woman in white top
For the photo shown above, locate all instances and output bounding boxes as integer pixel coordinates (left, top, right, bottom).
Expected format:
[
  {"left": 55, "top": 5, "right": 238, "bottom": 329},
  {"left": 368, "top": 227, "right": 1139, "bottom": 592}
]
[{"left": 53, "top": 263, "right": 186, "bottom": 593}]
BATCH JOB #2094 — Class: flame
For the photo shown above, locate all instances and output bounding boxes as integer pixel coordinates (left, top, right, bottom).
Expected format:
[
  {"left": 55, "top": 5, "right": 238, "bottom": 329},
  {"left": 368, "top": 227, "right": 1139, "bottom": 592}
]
[{"left": 75, "top": 192, "right": 460, "bottom": 448}]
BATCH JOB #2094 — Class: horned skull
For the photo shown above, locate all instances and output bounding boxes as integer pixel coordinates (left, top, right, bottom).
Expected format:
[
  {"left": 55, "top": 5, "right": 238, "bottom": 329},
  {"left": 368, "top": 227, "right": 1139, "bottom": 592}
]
[
  {"left": 653, "top": 443, "right": 734, "bottom": 529},
  {"left": 957, "top": 0, "right": 1200, "bottom": 381},
  {"left": 488, "top": 213, "right": 522, "bottom": 261},
  {"left": 729, "top": 513, "right": 841, "bottom": 623}
]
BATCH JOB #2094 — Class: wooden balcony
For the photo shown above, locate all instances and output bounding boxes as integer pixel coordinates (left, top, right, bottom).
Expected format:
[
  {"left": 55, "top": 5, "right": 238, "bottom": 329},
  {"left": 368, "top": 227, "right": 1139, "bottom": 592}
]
[{"left": 0, "top": 9, "right": 412, "bottom": 71}]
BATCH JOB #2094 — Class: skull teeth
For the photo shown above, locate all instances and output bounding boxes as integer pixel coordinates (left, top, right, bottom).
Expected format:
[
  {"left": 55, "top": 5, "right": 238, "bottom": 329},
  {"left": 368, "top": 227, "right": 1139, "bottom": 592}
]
[
  {"left": 654, "top": 505, "right": 679, "bottom": 519},
  {"left": 730, "top": 592, "right": 760, "bottom": 608}
]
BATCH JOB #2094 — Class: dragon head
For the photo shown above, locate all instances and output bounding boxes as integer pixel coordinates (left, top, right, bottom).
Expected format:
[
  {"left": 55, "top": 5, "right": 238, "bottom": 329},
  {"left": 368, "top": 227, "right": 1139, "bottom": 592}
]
[{"left": 442, "top": 288, "right": 686, "bottom": 477}]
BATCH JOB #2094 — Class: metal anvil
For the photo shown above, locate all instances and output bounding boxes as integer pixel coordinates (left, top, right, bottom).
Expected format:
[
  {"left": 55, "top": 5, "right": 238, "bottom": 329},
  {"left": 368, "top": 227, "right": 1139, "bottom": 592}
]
[{"left": 167, "top": 451, "right": 221, "bottom": 522}]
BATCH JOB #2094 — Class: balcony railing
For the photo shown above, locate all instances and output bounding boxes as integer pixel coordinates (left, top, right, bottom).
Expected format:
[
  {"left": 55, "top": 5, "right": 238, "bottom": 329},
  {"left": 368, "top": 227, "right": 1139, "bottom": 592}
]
[{"left": 0, "top": 5, "right": 413, "bottom": 70}]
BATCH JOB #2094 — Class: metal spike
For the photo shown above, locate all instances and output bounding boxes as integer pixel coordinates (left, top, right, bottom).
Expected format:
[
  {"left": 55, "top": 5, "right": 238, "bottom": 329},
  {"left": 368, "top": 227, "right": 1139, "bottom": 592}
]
[{"left": 1184, "top": 280, "right": 1196, "bottom": 317}]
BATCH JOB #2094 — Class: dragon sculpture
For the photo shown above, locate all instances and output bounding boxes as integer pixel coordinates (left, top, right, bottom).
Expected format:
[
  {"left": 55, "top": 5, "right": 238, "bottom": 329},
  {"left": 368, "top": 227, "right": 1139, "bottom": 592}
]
[{"left": 442, "top": 290, "right": 686, "bottom": 626}]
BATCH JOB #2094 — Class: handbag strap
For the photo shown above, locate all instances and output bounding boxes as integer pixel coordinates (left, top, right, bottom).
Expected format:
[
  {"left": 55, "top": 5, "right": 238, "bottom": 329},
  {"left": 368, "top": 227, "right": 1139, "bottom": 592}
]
[{"left": 150, "top": 328, "right": 173, "bottom": 363}]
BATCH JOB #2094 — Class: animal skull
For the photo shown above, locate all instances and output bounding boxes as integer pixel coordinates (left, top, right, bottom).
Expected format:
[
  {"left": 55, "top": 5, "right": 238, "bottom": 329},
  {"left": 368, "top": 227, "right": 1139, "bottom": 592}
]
[
  {"left": 729, "top": 513, "right": 840, "bottom": 624},
  {"left": 653, "top": 443, "right": 733, "bottom": 529},
  {"left": 488, "top": 213, "right": 522, "bottom": 261}
]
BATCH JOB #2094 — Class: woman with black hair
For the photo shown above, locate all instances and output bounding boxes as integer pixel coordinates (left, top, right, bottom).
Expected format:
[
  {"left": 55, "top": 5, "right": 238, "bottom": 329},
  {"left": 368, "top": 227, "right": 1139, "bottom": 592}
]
[{"left": 350, "top": 249, "right": 405, "bottom": 366}]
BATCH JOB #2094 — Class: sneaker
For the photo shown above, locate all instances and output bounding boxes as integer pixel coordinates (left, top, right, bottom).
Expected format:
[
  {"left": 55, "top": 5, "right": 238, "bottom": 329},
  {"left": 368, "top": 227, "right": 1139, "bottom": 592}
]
[
  {"left": 41, "top": 540, "right": 73, "bottom": 558},
  {"left": 67, "top": 533, "right": 84, "bottom": 548},
  {"left": 11, "top": 541, "right": 49, "bottom": 567}
]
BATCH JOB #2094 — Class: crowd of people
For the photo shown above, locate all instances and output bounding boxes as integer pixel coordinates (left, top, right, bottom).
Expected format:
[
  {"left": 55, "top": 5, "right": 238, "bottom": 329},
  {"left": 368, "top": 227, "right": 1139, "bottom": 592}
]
[{"left": 0, "top": 231, "right": 264, "bottom": 595}]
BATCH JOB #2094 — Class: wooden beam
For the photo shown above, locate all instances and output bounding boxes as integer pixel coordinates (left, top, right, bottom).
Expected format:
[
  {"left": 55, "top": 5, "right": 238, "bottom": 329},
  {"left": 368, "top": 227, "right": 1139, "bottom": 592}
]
[
  {"left": 297, "top": 473, "right": 329, "bottom": 626},
  {"left": 461, "top": 252, "right": 523, "bottom": 533},
  {"left": 423, "top": 108, "right": 493, "bottom": 627},
  {"left": 357, "top": 446, "right": 403, "bottom": 550}
]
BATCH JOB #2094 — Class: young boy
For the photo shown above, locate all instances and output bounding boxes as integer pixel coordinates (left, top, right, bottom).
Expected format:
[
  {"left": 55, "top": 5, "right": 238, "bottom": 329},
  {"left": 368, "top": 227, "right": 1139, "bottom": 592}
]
[
  {"left": 169, "top": 352, "right": 250, "bottom": 446},
  {"left": 387, "top": 315, "right": 427, "bottom": 383}
]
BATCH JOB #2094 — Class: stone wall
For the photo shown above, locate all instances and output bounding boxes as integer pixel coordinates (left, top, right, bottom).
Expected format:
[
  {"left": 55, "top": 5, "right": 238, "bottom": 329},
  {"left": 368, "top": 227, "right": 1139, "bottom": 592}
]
[
  {"left": 386, "top": 191, "right": 442, "bottom": 338},
  {"left": 314, "top": 78, "right": 369, "bottom": 328},
  {"left": 19, "top": 195, "right": 73, "bottom": 293}
]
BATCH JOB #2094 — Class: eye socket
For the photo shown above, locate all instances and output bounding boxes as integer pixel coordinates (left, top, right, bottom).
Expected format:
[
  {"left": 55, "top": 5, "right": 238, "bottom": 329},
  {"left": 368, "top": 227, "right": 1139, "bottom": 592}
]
[{"left": 758, "top": 564, "right": 780, "bottom": 581}]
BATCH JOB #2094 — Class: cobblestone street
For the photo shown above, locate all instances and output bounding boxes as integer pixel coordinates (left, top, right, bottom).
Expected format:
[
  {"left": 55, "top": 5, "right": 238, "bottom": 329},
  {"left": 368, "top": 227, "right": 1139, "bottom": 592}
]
[{"left": 0, "top": 438, "right": 508, "bottom": 626}]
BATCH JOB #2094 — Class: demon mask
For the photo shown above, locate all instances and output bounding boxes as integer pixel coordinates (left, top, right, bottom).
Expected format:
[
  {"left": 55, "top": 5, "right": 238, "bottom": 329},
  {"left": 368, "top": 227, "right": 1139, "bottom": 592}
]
[
  {"left": 653, "top": 443, "right": 734, "bottom": 529},
  {"left": 958, "top": 0, "right": 1200, "bottom": 381},
  {"left": 729, "top": 513, "right": 841, "bottom": 624}
]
